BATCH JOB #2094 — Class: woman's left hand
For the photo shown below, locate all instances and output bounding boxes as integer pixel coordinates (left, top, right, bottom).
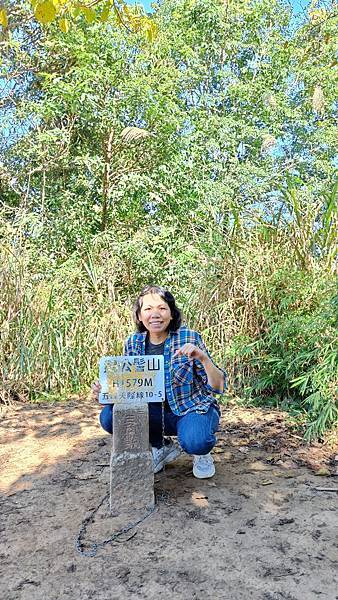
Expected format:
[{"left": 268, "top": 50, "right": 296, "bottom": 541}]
[{"left": 174, "top": 343, "right": 207, "bottom": 363}]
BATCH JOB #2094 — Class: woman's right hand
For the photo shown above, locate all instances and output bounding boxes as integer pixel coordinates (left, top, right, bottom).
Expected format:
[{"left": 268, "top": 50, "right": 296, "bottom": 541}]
[{"left": 91, "top": 380, "right": 101, "bottom": 402}]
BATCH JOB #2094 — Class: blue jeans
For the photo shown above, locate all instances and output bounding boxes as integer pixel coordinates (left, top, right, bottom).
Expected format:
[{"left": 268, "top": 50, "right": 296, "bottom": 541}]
[{"left": 99, "top": 403, "right": 220, "bottom": 455}]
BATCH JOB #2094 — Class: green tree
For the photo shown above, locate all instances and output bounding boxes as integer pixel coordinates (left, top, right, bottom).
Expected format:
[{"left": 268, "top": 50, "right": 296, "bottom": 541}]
[{"left": 1, "top": 0, "right": 336, "bottom": 439}]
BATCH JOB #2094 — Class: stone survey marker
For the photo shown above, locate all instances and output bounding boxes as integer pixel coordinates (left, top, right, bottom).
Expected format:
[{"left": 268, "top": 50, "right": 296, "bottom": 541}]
[
  {"left": 110, "top": 402, "right": 154, "bottom": 513},
  {"left": 98, "top": 356, "right": 165, "bottom": 514}
]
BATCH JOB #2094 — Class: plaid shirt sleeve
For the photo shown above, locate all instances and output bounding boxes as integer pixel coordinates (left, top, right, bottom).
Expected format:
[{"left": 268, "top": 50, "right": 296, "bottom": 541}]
[
  {"left": 170, "top": 327, "right": 227, "bottom": 412},
  {"left": 122, "top": 327, "right": 226, "bottom": 415}
]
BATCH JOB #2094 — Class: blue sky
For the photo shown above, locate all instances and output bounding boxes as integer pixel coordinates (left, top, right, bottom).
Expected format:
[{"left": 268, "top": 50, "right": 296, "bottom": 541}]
[
  {"left": 129, "top": 0, "right": 312, "bottom": 15},
  {"left": 135, "top": 0, "right": 153, "bottom": 10}
]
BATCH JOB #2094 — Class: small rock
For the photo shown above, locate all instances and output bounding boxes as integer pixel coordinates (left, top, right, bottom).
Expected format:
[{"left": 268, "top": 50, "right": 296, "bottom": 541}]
[
  {"left": 238, "top": 491, "right": 250, "bottom": 498},
  {"left": 277, "top": 517, "right": 295, "bottom": 526},
  {"left": 274, "top": 469, "right": 299, "bottom": 478},
  {"left": 312, "top": 530, "right": 322, "bottom": 540},
  {"left": 315, "top": 467, "right": 330, "bottom": 476},
  {"left": 115, "top": 566, "right": 130, "bottom": 580}
]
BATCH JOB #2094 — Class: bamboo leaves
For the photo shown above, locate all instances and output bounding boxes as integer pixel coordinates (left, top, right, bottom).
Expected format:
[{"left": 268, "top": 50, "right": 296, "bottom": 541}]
[{"left": 1, "top": 0, "right": 337, "bottom": 440}]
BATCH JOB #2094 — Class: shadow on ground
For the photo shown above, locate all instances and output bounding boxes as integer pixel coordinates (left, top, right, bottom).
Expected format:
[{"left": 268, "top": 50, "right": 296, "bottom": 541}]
[{"left": 1, "top": 401, "right": 337, "bottom": 600}]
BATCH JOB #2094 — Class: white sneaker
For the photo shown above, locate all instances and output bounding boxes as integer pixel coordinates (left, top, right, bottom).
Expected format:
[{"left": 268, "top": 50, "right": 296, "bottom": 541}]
[
  {"left": 192, "top": 453, "right": 215, "bottom": 479},
  {"left": 152, "top": 441, "right": 181, "bottom": 473}
]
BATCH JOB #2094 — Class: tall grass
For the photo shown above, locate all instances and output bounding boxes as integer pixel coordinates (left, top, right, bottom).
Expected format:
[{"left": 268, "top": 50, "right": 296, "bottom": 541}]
[
  {"left": 0, "top": 237, "right": 130, "bottom": 402},
  {"left": 0, "top": 198, "right": 337, "bottom": 440}
]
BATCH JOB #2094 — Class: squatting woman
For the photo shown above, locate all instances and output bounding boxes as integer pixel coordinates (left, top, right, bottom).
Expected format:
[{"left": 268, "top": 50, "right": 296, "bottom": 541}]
[{"left": 92, "top": 285, "right": 226, "bottom": 478}]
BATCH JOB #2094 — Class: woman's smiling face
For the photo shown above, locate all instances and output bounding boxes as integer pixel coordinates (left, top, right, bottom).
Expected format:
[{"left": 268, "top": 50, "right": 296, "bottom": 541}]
[{"left": 139, "top": 293, "right": 172, "bottom": 336}]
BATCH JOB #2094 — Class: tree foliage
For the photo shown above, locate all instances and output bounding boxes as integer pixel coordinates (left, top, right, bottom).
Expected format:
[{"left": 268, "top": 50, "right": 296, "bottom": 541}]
[
  {"left": 0, "top": 0, "right": 158, "bottom": 40},
  {"left": 0, "top": 0, "right": 337, "bottom": 439}
]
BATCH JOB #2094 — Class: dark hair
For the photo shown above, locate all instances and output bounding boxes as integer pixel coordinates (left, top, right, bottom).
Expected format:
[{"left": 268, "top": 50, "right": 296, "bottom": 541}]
[{"left": 133, "top": 285, "right": 182, "bottom": 332}]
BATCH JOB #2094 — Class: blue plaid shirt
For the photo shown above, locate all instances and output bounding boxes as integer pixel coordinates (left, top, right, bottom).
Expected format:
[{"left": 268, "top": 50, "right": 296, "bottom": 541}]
[{"left": 124, "top": 326, "right": 227, "bottom": 416}]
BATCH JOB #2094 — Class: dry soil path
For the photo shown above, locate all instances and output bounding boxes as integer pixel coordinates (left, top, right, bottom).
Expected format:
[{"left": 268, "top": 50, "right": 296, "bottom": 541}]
[{"left": 1, "top": 401, "right": 337, "bottom": 600}]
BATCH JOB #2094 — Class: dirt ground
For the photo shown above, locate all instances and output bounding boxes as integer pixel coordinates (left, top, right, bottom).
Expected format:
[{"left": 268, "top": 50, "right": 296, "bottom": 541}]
[{"left": 1, "top": 400, "right": 338, "bottom": 600}]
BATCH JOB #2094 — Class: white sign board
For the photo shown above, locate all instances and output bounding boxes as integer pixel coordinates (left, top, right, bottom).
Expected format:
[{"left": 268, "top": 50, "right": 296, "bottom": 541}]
[{"left": 98, "top": 355, "right": 165, "bottom": 404}]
